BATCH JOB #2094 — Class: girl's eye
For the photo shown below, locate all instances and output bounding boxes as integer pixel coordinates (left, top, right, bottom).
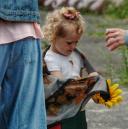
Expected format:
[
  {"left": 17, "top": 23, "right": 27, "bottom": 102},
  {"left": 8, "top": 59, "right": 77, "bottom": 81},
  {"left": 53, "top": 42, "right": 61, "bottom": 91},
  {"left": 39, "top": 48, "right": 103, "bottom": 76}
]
[
  {"left": 66, "top": 41, "right": 78, "bottom": 45},
  {"left": 66, "top": 41, "right": 72, "bottom": 45}
]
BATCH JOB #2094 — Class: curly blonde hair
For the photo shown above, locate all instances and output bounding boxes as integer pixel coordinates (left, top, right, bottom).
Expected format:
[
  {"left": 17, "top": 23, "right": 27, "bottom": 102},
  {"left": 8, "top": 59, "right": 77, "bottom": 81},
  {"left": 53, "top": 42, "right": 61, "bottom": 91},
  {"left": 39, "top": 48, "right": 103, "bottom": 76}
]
[{"left": 43, "top": 7, "right": 85, "bottom": 43}]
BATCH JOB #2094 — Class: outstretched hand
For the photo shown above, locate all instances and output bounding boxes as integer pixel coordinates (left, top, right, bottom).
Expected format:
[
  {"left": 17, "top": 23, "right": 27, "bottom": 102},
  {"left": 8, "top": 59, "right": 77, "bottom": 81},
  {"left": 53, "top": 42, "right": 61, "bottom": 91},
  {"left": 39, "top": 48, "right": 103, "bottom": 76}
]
[{"left": 105, "top": 28, "right": 126, "bottom": 51}]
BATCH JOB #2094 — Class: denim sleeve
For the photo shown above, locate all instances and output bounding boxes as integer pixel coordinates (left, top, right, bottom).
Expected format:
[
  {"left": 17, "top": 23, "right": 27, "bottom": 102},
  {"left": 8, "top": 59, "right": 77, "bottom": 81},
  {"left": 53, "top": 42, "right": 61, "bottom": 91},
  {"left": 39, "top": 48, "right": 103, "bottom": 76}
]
[
  {"left": 0, "top": 0, "right": 40, "bottom": 22},
  {"left": 124, "top": 30, "right": 128, "bottom": 46}
]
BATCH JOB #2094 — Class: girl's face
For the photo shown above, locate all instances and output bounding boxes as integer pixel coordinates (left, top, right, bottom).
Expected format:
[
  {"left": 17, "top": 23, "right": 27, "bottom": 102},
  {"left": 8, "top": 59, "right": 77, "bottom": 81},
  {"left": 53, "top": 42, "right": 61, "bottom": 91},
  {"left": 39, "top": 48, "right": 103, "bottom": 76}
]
[{"left": 52, "top": 31, "right": 81, "bottom": 56}]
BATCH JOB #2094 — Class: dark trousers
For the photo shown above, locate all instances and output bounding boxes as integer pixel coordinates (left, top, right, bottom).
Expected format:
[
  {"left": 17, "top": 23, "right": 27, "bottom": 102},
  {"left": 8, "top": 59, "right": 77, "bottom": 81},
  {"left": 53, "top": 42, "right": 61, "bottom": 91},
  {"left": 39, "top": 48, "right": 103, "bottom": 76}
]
[{"left": 48, "top": 111, "right": 87, "bottom": 129}]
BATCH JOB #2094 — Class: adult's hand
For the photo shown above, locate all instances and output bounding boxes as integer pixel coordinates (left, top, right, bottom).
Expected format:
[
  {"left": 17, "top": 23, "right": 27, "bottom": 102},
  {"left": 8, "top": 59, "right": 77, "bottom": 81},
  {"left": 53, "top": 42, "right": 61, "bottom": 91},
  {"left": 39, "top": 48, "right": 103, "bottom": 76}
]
[{"left": 106, "top": 28, "right": 126, "bottom": 51}]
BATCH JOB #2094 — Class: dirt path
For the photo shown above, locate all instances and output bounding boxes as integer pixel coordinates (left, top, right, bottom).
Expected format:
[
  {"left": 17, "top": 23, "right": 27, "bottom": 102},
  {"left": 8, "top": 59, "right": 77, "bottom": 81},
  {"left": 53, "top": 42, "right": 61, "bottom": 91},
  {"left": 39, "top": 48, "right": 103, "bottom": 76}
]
[{"left": 86, "top": 86, "right": 128, "bottom": 129}]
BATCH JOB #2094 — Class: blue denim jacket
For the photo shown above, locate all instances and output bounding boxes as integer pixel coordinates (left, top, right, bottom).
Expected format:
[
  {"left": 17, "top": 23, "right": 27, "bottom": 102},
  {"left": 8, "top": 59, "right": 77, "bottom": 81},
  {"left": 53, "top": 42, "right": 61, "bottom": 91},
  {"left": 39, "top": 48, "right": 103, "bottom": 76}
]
[{"left": 0, "top": 0, "right": 40, "bottom": 22}]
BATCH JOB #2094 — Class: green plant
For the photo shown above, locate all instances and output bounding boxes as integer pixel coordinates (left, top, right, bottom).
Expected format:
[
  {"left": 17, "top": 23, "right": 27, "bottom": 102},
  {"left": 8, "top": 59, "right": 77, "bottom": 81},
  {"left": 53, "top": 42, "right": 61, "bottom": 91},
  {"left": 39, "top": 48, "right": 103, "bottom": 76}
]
[
  {"left": 118, "top": 47, "right": 128, "bottom": 85},
  {"left": 105, "top": 0, "right": 128, "bottom": 19}
]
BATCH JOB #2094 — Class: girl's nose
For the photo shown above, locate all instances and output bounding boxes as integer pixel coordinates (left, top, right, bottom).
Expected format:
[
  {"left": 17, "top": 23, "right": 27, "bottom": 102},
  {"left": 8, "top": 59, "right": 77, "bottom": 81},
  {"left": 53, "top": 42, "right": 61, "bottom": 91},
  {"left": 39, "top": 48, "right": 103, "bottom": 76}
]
[{"left": 71, "top": 43, "right": 77, "bottom": 50}]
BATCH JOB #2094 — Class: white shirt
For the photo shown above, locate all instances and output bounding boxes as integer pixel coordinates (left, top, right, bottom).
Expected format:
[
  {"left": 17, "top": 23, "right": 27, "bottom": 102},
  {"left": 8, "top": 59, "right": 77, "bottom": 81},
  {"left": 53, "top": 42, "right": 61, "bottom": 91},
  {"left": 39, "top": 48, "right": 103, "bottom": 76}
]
[{"left": 44, "top": 49, "right": 83, "bottom": 79}]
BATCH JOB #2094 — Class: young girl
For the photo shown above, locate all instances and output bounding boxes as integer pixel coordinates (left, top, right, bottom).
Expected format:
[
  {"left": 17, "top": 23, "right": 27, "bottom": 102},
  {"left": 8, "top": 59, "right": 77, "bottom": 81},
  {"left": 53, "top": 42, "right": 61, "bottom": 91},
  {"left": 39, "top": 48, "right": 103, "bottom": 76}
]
[
  {"left": 43, "top": 7, "right": 99, "bottom": 129},
  {"left": 43, "top": 7, "right": 98, "bottom": 79}
]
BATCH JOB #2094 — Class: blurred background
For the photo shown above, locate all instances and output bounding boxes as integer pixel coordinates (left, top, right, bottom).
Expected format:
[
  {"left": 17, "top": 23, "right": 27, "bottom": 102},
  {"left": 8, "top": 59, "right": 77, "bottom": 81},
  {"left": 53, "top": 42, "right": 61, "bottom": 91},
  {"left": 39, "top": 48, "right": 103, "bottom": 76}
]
[{"left": 39, "top": 1, "right": 128, "bottom": 128}]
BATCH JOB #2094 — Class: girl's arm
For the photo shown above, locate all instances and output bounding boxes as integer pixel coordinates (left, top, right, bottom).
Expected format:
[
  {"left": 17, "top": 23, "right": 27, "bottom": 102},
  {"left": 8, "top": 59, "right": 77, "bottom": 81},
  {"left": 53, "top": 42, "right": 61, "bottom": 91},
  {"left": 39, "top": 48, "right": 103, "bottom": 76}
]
[{"left": 50, "top": 70, "right": 64, "bottom": 79}]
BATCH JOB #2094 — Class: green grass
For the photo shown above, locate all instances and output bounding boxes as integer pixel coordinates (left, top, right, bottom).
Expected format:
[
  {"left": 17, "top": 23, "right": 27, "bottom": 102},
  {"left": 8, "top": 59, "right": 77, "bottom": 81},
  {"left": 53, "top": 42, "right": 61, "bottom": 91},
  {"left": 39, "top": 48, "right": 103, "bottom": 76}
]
[
  {"left": 105, "top": 0, "right": 128, "bottom": 19},
  {"left": 117, "top": 47, "right": 128, "bottom": 85}
]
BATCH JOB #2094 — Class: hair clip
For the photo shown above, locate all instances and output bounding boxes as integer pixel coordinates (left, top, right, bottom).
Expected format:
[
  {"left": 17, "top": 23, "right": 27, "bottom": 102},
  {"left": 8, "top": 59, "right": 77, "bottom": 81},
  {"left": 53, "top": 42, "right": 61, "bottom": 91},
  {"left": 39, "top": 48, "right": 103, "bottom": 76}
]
[{"left": 61, "top": 7, "right": 80, "bottom": 20}]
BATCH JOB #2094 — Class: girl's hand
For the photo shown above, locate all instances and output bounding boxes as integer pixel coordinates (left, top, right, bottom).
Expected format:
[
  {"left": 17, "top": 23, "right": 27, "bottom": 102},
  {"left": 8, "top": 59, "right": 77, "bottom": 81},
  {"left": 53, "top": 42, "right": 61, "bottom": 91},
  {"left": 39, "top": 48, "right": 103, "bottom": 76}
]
[
  {"left": 88, "top": 72, "right": 99, "bottom": 77},
  {"left": 50, "top": 71, "right": 64, "bottom": 78}
]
